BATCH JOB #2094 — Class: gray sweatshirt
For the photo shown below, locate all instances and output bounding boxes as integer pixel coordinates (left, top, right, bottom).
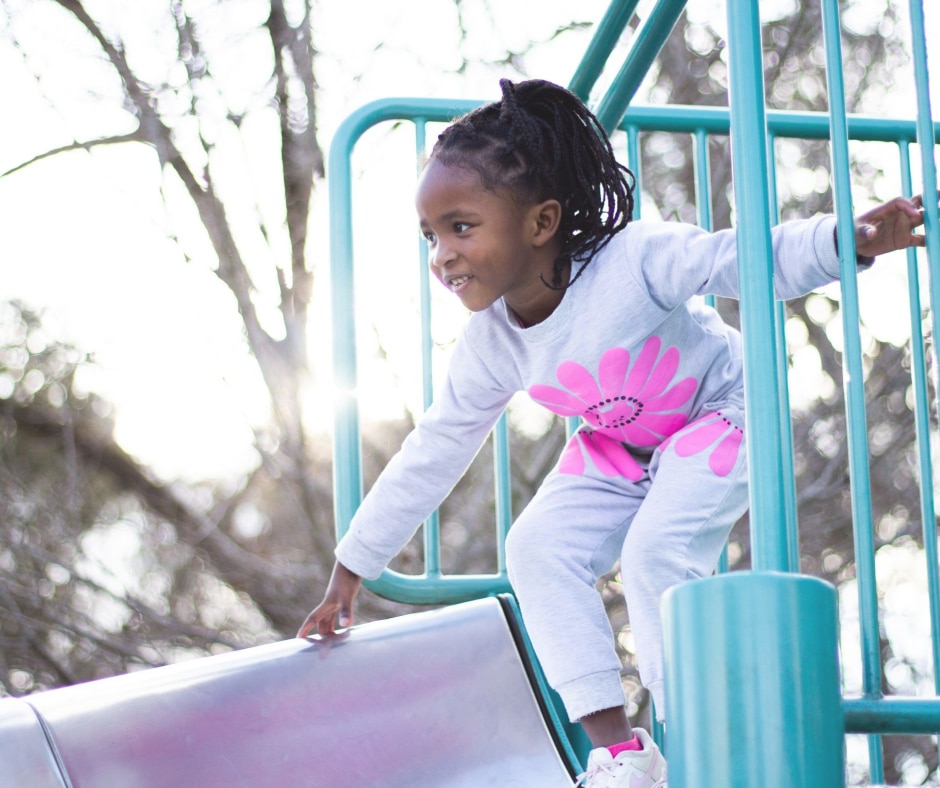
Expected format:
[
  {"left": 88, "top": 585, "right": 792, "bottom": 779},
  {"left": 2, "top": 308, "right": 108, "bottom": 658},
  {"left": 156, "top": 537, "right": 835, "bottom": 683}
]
[{"left": 336, "top": 215, "right": 843, "bottom": 579}]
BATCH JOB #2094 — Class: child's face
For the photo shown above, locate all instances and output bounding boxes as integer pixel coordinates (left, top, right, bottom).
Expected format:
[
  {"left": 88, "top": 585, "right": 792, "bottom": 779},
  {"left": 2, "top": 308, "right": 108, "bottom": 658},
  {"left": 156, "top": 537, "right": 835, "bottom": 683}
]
[{"left": 416, "top": 160, "right": 563, "bottom": 325}]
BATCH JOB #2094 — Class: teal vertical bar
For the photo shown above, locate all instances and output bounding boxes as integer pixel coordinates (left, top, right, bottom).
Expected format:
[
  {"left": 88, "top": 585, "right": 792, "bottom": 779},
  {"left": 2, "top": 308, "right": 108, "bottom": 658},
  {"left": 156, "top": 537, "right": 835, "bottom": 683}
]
[
  {"left": 725, "top": 0, "right": 789, "bottom": 571},
  {"left": 494, "top": 414, "right": 512, "bottom": 571},
  {"left": 626, "top": 125, "right": 642, "bottom": 219},
  {"left": 909, "top": 0, "right": 939, "bottom": 244},
  {"left": 329, "top": 112, "right": 364, "bottom": 538},
  {"left": 820, "top": 0, "right": 883, "bottom": 779},
  {"left": 414, "top": 118, "right": 441, "bottom": 577},
  {"left": 565, "top": 416, "right": 580, "bottom": 440},
  {"left": 766, "top": 135, "right": 801, "bottom": 572},
  {"left": 415, "top": 118, "right": 434, "bottom": 413},
  {"left": 910, "top": 0, "right": 940, "bottom": 370},
  {"left": 906, "top": 0, "right": 940, "bottom": 693},
  {"left": 568, "top": 0, "right": 639, "bottom": 101},
  {"left": 693, "top": 129, "right": 713, "bottom": 233},
  {"left": 774, "top": 293, "right": 800, "bottom": 573},
  {"left": 898, "top": 141, "right": 940, "bottom": 691}
]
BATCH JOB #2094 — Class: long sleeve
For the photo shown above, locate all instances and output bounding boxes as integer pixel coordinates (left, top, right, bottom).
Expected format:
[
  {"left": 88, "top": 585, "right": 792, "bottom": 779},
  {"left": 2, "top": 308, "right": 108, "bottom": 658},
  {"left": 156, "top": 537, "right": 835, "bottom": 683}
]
[
  {"left": 334, "top": 332, "right": 514, "bottom": 580},
  {"left": 627, "top": 215, "right": 842, "bottom": 309}
]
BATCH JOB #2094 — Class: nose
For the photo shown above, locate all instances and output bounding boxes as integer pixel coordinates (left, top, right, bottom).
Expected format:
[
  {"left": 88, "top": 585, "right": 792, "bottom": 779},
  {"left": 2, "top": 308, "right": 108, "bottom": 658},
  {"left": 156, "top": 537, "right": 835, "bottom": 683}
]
[{"left": 429, "top": 237, "right": 455, "bottom": 272}]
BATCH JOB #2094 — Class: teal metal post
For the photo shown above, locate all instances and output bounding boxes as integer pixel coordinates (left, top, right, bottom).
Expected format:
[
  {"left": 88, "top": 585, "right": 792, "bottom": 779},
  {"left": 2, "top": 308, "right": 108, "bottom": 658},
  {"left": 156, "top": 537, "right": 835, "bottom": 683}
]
[
  {"left": 725, "top": 0, "right": 788, "bottom": 571},
  {"left": 728, "top": 0, "right": 792, "bottom": 570},
  {"left": 663, "top": 573, "right": 844, "bottom": 788}
]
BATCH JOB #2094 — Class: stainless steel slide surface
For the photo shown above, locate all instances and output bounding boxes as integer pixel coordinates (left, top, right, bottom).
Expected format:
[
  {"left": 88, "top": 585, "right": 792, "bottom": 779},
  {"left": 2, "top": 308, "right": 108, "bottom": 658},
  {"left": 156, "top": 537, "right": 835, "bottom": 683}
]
[
  {"left": 0, "top": 597, "right": 575, "bottom": 786},
  {"left": 0, "top": 698, "right": 68, "bottom": 787}
]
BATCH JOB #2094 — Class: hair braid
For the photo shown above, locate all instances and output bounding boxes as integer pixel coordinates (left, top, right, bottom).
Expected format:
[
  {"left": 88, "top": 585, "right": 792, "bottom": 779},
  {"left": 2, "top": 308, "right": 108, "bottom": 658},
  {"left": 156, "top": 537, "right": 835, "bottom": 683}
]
[{"left": 430, "top": 78, "right": 635, "bottom": 289}]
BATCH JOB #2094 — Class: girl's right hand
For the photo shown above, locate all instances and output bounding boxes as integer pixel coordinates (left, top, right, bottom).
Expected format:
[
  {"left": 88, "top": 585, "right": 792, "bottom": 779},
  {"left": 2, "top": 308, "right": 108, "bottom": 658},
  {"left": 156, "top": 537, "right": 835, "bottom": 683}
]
[
  {"left": 297, "top": 561, "right": 363, "bottom": 638},
  {"left": 853, "top": 192, "right": 935, "bottom": 258}
]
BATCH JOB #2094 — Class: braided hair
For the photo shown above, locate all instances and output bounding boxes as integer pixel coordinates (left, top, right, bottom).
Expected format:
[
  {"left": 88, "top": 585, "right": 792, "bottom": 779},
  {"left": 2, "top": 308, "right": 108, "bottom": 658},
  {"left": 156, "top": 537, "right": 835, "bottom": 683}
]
[{"left": 429, "top": 78, "right": 635, "bottom": 289}]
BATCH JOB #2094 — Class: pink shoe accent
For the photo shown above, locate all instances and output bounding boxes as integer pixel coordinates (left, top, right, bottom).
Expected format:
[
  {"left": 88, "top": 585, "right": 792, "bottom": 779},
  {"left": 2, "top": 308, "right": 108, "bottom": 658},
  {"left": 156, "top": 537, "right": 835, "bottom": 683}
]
[{"left": 607, "top": 734, "right": 642, "bottom": 757}]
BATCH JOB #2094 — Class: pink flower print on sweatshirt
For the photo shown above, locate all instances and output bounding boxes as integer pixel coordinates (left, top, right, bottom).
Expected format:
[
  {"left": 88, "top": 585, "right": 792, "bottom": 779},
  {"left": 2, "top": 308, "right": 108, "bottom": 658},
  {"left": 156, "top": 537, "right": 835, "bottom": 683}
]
[
  {"left": 530, "top": 337, "right": 698, "bottom": 447},
  {"left": 661, "top": 411, "right": 744, "bottom": 477},
  {"left": 559, "top": 428, "right": 645, "bottom": 480},
  {"left": 530, "top": 337, "right": 698, "bottom": 479}
]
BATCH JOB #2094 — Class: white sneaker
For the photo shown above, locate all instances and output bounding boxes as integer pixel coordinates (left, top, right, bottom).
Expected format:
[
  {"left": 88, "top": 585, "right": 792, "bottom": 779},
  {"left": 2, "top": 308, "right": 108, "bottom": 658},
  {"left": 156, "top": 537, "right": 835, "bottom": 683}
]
[{"left": 574, "top": 728, "right": 667, "bottom": 788}]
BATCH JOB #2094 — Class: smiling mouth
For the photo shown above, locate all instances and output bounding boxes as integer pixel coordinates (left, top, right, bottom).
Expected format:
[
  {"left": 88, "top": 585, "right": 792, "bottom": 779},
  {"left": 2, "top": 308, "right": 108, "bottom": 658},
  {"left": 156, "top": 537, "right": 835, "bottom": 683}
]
[{"left": 446, "top": 274, "right": 473, "bottom": 291}]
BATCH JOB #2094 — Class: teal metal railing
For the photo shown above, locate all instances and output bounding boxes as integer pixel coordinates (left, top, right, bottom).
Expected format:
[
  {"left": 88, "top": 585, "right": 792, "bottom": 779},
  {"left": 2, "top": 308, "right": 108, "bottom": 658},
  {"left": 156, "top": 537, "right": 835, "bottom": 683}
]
[
  {"left": 328, "top": 108, "right": 940, "bottom": 586},
  {"left": 329, "top": 97, "right": 508, "bottom": 606},
  {"left": 328, "top": 0, "right": 940, "bottom": 782}
]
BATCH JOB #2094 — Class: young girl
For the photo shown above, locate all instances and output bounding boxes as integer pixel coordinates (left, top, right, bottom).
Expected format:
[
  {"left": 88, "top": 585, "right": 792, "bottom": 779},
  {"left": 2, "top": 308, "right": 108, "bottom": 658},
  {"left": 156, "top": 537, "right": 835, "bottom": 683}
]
[{"left": 299, "top": 79, "right": 929, "bottom": 787}]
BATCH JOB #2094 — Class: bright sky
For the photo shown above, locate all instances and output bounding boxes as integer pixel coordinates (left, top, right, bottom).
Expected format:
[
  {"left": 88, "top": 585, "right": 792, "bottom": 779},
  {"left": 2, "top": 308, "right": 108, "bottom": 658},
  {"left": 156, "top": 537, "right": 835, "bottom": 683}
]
[
  {"left": 0, "top": 0, "right": 936, "bottom": 482},
  {"left": 0, "top": 0, "right": 616, "bottom": 480}
]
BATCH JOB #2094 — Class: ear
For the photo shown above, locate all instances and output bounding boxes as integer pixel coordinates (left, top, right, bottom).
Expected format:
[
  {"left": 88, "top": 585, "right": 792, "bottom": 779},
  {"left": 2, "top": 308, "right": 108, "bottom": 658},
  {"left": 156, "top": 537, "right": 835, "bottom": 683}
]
[{"left": 527, "top": 199, "right": 562, "bottom": 248}]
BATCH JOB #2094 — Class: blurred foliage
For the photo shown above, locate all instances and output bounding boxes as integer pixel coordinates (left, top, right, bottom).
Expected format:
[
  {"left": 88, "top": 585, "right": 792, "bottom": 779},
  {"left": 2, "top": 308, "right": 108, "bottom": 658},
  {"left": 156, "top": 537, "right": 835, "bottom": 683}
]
[{"left": 0, "top": 302, "right": 275, "bottom": 691}]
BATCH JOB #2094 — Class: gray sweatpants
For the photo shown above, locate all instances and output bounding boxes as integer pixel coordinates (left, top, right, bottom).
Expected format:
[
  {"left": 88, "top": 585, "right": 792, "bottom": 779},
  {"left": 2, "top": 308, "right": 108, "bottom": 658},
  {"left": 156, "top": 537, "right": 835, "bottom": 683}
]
[{"left": 505, "top": 407, "right": 749, "bottom": 723}]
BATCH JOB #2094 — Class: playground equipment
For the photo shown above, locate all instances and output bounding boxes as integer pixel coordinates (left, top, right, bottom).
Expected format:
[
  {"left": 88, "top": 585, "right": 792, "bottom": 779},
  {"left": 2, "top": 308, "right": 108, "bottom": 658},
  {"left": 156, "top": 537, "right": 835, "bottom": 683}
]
[
  {"left": 1, "top": 0, "right": 938, "bottom": 785},
  {"left": 0, "top": 598, "right": 576, "bottom": 786}
]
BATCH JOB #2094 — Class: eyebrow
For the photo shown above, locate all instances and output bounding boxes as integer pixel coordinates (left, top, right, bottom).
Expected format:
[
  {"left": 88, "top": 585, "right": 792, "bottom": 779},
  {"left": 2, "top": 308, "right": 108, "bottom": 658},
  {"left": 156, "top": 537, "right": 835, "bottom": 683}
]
[{"left": 420, "top": 209, "right": 480, "bottom": 227}]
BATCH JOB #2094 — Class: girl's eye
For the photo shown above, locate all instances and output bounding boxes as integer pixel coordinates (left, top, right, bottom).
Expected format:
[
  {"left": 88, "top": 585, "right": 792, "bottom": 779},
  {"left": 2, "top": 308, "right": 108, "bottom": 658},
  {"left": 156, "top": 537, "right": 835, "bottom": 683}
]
[
  {"left": 423, "top": 231, "right": 436, "bottom": 244},
  {"left": 454, "top": 222, "right": 471, "bottom": 233}
]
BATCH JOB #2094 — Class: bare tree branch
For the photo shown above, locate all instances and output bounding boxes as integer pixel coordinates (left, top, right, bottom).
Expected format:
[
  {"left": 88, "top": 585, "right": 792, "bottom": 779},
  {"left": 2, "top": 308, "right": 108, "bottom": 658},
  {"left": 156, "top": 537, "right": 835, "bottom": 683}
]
[{"left": 1, "top": 131, "right": 147, "bottom": 178}]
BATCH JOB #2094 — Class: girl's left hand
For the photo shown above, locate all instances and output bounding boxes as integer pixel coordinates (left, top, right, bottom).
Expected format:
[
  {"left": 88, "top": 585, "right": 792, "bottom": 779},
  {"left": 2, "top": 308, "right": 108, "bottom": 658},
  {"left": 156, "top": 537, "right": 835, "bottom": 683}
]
[{"left": 854, "top": 192, "right": 936, "bottom": 258}]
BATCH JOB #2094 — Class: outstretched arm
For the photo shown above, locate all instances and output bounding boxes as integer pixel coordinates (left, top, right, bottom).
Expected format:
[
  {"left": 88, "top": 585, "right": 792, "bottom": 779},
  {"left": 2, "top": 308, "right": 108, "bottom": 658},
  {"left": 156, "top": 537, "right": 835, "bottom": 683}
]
[
  {"left": 297, "top": 561, "right": 363, "bottom": 638},
  {"left": 853, "top": 192, "right": 936, "bottom": 259}
]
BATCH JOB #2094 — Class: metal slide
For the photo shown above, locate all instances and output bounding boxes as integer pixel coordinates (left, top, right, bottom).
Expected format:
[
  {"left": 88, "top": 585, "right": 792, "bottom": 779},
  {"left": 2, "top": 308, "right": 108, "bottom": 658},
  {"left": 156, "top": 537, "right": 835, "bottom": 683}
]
[{"left": 0, "top": 597, "right": 577, "bottom": 787}]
